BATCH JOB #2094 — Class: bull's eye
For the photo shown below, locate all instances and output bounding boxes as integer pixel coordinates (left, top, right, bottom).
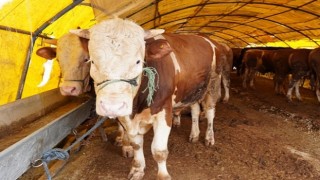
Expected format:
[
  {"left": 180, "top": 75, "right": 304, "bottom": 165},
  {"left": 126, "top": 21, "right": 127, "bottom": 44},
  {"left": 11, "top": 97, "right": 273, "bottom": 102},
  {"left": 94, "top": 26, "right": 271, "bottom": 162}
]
[
  {"left": 84, "top": 58, "right": 90, "bottom": 63},
  {"left": 136, "top": 60, "right": 140, "bottom": 64}
]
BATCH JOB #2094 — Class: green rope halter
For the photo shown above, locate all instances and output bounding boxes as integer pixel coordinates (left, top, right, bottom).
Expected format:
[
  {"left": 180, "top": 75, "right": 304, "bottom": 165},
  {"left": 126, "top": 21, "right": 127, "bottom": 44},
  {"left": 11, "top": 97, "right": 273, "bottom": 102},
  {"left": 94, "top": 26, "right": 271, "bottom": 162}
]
[
  {"left": 142, "top": 67, "right": 159, "bottom": 106},
  {"left": 96, "top": 67, "right": 159, "bottom": 106}
]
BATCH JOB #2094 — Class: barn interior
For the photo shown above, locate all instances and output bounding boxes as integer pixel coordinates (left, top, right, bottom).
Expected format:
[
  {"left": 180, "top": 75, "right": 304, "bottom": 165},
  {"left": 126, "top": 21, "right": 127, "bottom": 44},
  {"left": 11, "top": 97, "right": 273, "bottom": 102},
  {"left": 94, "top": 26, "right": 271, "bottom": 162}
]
[{"left": 0, "top": 0, "right": 320, "bottom": 179}]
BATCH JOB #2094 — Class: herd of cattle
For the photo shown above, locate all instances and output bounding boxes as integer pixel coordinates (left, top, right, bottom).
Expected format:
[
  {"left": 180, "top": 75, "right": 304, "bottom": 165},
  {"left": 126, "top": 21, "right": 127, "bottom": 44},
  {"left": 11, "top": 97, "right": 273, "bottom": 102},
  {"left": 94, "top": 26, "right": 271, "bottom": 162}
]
[
  {"left": 35, "top": 18, "right": 320, "bottom": 180},
  {"left": 233, "top": 47, "right": 320, "bottom": 103}
]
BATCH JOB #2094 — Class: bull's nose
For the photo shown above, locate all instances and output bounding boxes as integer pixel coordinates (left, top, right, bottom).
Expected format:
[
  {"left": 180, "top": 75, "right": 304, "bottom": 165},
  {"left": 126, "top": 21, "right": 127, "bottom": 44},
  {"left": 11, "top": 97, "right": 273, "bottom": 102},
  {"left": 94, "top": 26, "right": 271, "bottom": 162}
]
[
  {"left": 100, "top": 101, "right": 127, "bottom": 110},
  {"left": 60, "top": 86, "right": 80, "bottom": 96}
]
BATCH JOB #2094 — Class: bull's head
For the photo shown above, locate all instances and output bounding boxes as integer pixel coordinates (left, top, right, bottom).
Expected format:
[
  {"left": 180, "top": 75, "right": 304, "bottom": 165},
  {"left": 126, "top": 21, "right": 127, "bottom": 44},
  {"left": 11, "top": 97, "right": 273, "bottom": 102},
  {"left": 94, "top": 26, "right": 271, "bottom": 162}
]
[
  {"left": 36, "top": 33, "right": 91, "bottom": 96},
  {"left": 70, "top": 18, "right": 165, "bottom": 118}
]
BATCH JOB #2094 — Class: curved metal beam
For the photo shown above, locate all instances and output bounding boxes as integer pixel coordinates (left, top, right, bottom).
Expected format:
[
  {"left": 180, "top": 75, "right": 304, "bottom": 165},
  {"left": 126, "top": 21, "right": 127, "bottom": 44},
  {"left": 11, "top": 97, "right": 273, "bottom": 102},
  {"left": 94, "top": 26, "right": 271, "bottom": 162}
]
[
  {"left": 209, "top": 20, "right": 292, "bottom": 47},
  {"left": 135, "top": 1, "right": 319, "bottom": 46},
  {"left": 137, "top": 1, "right": 320, "bottom": 23},
  {"left": 147, "top": 15, "right": 291, "bottom": 47},
  {"left": 196, "top": 25, "right": 266, "bottom": 45},
  {"left": 177, "top": 29, "right": 249, "bottom": 46}
]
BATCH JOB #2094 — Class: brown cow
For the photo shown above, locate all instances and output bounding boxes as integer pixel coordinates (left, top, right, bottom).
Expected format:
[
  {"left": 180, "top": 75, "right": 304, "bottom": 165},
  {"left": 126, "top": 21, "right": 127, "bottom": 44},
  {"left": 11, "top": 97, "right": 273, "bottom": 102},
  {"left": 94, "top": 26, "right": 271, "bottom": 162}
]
[
  {"left": 172, "top": 39, "right": 232, "bottom": 144},
  {"left": 272, "top": 49, "right": 311, "bottom": 101},
  {"left": 241, "top": 49, "right": 276, "bottom": 89},
  {"left": 309, "top": 47, "right": 320, "bottom": 103},
  {"left": 286, "top": 49, "right": 312, "bottom": 101},
  {"left": 71, "top": 18, "right": 221, "bottom": 179}
]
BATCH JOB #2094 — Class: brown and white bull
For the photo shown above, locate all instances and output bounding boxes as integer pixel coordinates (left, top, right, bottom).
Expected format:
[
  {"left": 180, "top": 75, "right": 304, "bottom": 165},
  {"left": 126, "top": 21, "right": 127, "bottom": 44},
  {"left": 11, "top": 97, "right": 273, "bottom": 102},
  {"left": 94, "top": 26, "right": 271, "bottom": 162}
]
[
  {"left": 172, "top": 39, "right": 232, "bottom": 145},
  {"left": 71, "top": 18, "right": 220, "bottom": 179},
  {"left": 309, "top": 47, "right": 320, "bottom": 103},
  {"left": 286, "top": 49, "right": 311, "bottom": 101},
  {"left": 273, "top": 49, "right": 311, "bottom": 101},
  {"left": 36, "top": 33, "right": 91, "bottom": 96}
]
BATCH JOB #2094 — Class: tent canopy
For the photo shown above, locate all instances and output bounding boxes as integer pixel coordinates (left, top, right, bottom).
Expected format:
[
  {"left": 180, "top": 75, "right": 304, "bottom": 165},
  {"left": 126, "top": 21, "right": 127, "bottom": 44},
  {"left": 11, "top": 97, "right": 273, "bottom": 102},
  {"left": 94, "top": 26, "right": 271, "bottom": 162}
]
[{"left": 0, "top": 0, "right": 319, "bottom": 105}]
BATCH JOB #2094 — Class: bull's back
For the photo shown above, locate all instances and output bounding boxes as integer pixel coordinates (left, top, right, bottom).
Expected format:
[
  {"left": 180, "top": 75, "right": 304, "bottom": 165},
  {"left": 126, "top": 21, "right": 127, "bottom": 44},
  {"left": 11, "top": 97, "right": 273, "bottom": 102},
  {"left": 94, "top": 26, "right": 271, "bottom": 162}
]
[
  {"left": 309, "top": 48, "right": 320, "bottom": 72},
  {"left": 243, "top": 49, "right": 263, "bottom": 68},
  {"left": 163, "top": 34, "right": 215, "bottom": 104}
]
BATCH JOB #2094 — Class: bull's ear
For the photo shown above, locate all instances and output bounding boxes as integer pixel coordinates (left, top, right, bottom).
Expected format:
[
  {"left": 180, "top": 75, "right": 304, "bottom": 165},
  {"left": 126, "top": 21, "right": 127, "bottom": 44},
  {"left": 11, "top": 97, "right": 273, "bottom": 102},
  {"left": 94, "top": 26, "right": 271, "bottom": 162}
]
[
  {"left": 70, "top": 29, "right": 90, "bottom": 39},
  {"left": 36, "top": 47, "right": 57, "bottom": 60},
  {"left": 146, "top": 39, "right": 172, "bottom": 61},
  {"left": 144, "top": 29, "right": 165, "bottom": 39}
]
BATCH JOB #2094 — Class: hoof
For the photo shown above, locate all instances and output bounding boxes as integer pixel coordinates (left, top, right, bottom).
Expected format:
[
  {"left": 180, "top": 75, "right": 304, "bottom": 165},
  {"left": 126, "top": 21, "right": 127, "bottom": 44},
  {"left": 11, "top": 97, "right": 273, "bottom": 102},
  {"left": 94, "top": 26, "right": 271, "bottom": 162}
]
[
  {"left": 114, "top": 136, "right": 123, "bottom": 146},
  {"left": 122, "top": 145, "right": 134, "bottom": 158},
  {"left": 128, "top": 169, "right": 144, "bottom": 180},
  {"left": 173, "top": 120, "right": 181, "bottom": 128},
  {"left": 157, "top": 174, "right": 171, "bottom": 180},
  {"left": 205, "top": 139, "right": 215, "bottom": 146},
  {"left": 222, "top": 99, "right": 229, "bottom": 103},
  {"left": 189, "top": 136, "right": 199, "bottom": 143}
]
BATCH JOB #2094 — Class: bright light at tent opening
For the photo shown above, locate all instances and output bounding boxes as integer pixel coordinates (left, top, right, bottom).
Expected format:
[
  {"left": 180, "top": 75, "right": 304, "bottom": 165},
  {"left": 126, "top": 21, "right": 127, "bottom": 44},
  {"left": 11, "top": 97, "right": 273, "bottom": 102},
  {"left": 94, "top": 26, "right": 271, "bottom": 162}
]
[{"left": 0, "top": 0, "right": 12, "bottom": 9}]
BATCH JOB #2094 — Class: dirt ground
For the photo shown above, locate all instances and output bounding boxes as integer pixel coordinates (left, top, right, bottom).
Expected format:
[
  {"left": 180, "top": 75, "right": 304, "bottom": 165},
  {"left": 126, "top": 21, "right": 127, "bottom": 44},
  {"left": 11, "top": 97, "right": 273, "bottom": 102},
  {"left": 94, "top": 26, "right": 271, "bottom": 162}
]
[{"left": 21, "top": 73, "right": 320, "bottom": 180}]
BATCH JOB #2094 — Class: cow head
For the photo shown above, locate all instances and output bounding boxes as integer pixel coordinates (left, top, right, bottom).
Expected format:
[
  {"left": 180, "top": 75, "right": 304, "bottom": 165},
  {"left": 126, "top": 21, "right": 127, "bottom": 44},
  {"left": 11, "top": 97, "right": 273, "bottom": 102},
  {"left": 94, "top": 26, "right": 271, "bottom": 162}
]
[
  {"left": 71, "top": 18, "right": 164, "bottom": 118},
  {"left": 36, "top": 33, "right": 91, "bottom": 96}
]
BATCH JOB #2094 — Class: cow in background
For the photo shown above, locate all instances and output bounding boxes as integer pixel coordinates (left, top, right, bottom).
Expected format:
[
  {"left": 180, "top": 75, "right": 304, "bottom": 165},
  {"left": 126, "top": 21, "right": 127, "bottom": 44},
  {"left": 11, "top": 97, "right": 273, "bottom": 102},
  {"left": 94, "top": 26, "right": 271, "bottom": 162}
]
[
  {"left": 36, "top": 33, "right": 133, "bottom": 158},
  {"left": 309, "top": 47, "right": 320, "bottom": 103},
  {"left": 273, "top": 49, "right": 312, "bottom": 102},
  {"left": 241, "top": 49, "right": 276, "bottom": 89},
  {"left": 286, "top": 49, "right": 312, "bottom": 101},
  {"left": 71, "top": 18, "right": 221, "bottom": 180},
  {"left": 36, "top": 33, "right": 91, "bottom": 96},
  {"left": 172, "top": 39, "right": 233, "bottom": 145}
]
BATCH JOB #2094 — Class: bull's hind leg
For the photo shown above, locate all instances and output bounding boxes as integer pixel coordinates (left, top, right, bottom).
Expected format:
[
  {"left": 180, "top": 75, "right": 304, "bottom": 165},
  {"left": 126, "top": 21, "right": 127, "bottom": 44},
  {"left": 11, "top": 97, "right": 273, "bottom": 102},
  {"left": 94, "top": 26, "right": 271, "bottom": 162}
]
[
  {"left": 203, "top": 74, "right": 221, "bottom": 146},
  {"left": 221, "top": 70, "right": 230, "bottom": 103},
  {"left": 316, "top": 78, "right": 320, "bottom": 103},
  {"left": 189, "top": 103, "right": 201, "bottom": 143},
  {"left": 248, "top": 69, "right": 256, "bottom": 89},
  {"left": 242, "top": 68, "right": 249, "bottom": 88},
  {"left": 295, "top": 79, "right": 303, "bottom": 101},
  {"left": 202, "top": 96, "right": 216, "bottom": 146},
  {"left": 286, "top": 81, "right": 295, "bottom": 102},
  {"left": 152, "top": 109, "right": 171, "bottom": 180}
]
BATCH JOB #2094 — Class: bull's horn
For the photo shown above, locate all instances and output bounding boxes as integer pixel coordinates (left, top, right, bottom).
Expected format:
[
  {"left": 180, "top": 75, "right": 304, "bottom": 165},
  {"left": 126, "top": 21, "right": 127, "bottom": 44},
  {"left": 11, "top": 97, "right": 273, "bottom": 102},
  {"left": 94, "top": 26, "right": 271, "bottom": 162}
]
[{"left": 70, "top": 29, "right": 90, "bottom": 39}]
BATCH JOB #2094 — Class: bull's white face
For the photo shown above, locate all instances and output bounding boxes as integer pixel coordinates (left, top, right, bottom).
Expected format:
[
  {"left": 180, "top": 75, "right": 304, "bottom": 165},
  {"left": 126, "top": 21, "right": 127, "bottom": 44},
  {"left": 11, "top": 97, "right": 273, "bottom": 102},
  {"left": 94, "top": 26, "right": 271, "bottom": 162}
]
[{"left": 88, "top": 18, "right": 146, "bottom": 117}]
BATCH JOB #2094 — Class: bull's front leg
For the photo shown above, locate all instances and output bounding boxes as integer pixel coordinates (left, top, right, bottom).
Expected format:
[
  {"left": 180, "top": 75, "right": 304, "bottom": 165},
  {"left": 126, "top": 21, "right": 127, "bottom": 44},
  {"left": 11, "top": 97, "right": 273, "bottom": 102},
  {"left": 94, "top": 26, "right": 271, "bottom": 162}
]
[
  {"left": 286, "top": 83, "right": 294, "bottom": 102},
  {"left": 115, "top": 123, "right": 134, "bottom": 158},
  {"left": 128, "top": 134, "right": 146, "bottom": 180},
  {"left": 152, "top": 110, "right": 172, "bottom": 180},
  {"left": 172, "top": 110, "right": 181, "bottom": 127}
]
